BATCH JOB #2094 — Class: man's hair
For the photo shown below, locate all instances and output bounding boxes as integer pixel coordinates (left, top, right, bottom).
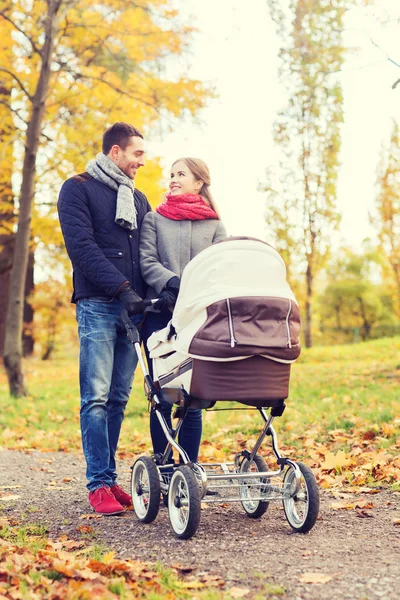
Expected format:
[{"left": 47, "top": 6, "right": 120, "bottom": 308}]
[{"left": 102, "top": 122, "right": 143, "bottom": 155}]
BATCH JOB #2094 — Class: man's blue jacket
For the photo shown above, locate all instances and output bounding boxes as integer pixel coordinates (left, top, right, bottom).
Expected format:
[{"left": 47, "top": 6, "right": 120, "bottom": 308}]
[{"left": 58, "top": 172, "right": 152, "bottom": 302}]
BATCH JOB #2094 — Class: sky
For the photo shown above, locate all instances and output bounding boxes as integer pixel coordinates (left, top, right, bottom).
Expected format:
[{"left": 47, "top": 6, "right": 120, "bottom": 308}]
[{"left": 150, "top": 0, "right": 400, "bottom": 252}]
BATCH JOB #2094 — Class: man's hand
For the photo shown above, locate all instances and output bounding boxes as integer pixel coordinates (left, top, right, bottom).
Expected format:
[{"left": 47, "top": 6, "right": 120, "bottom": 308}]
[{"left": 117, "top": 285, "right": 144, "bottom": 315}]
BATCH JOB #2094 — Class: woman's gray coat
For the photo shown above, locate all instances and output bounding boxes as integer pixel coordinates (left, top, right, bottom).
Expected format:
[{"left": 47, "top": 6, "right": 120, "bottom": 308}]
[{"left": 140, "top": 212, "right": 227, "bottom": 297}]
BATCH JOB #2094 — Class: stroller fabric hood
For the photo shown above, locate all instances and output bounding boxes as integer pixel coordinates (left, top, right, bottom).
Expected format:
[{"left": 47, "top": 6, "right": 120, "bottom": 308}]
[{"left": 168, "top": 237, "right": 301, "bottom": 363}]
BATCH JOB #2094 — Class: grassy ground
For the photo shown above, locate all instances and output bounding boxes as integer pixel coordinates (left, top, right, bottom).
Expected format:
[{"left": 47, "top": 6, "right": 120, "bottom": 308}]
[
  {"left": 1, "top": 337, "right": 399, "bottom": 485},
  {"left": 1, "top": 338, "right": 399, "bottom": 598}
]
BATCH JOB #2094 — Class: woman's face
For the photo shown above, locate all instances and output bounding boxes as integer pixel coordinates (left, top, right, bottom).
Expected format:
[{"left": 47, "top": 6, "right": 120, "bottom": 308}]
[{"left": 169, "top": 160, "right": 202, "bottom": 195}]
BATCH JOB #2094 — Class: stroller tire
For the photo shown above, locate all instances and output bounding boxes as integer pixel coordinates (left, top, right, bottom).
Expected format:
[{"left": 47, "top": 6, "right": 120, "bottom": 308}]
[
  {"left": 168, "top": 465, "right": 201, "bottom": 539},
  {"left": 131, "top": 457, "right": 160, "bottom": 523},
  {"left": 282, "top": 461, "right": 319, "bottom": 533},
  {"left": 239, "top": 454, "right": 270, "bottom": 518}
]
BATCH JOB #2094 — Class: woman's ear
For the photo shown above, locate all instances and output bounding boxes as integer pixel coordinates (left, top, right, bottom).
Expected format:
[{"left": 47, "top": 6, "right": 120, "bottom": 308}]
[{"left": 195, "top": 179, "right": 203, "bottom": 192}]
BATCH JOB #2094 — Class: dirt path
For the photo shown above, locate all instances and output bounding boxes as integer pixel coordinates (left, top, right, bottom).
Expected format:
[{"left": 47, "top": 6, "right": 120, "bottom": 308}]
[{"left": 1, "top": 449, "right": 399, "bottom": 599}]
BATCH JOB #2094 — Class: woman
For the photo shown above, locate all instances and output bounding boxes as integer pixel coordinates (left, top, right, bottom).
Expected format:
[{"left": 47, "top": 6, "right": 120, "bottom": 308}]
[{"left": 140, "top": 157, "right": 227, "bottom": 463}]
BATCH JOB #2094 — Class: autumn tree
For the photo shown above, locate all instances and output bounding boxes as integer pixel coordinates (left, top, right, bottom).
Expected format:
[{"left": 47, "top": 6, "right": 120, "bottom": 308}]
[
  {"left": 374, "top": 120, "right": 400, "bottom": 317},
  {"left": 265, "top": 0, "right": 347, "bottom": 347},
  {"left": 0, "top": 0, "right": 209, "bottom": 396},
  {"left": 318, "top": 247, "right": 395, "bottom": 342}
]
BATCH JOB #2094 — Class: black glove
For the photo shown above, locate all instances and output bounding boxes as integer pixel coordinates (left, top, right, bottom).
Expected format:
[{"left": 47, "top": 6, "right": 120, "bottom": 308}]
[
  {"left": 154, "top": 276, "right": 180, "bottom": 312},
  {"left": 167, "top": 276, "right": 180, "bottom": 296},
  {"left": 117, "top": 285, "right": 144, "bottom": 315}
]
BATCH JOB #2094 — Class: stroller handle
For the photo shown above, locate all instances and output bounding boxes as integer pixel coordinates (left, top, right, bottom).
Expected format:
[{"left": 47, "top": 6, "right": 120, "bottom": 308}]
[{"left": 120, "top": 299, "right": 159, "bottom": 327}]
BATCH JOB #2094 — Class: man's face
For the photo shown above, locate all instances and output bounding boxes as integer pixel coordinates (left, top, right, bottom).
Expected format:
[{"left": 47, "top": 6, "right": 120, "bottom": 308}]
[{"left": 109, "top": 136, "right": 145, "bottom": 180}]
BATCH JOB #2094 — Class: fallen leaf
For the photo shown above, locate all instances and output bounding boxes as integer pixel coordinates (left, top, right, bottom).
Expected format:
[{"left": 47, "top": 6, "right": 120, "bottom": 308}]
[
  {"left": 172, "top": 564, "right": 194, "bottom": 574},
  {"left": 300, "top": 572, "right": 332, "bottom": 584},
  {"left": 355, "top": 502, "right": 374, "bottom": 510},
  {"left": 320, "top": 451, "right": 352, "bottom": 471},
  {"left": 355, "top": 510, "right": 374, "bottom": 518},
  {"left": 229, "top": 586, "right": 250, "bottom": 598},
  {"left": 76, "top": 525, "right": 93, "bottom": 534},
  {"left": 200, "top": 573, "right": 225, "bottom": 587},
  {"left": 62, "top": 540, "right": 86, "bottom": 550},
  {"left": 62, "top": 478, "right": 72, "bottom": 483},
  {"left": 79, "top": 514, "right": 103, "bottom": 520},
  {"left": 362, "top": 430, "right": 376, "bottom": 441},
  {"left": 0, "top": 485, "right": 23, "bottom": 490},
  {"left": 0, "top": 495, "right": 20, "bottom": 502},
  {"left": 330, "top": 501, "right": 356, "bottom": 510},
  {"left": 180, "top": 581, "right": 206, "bottom": 589},
  {"left": 393, "top": 519, "right": 400, "bottom": 526},
  {"left": 102, "top": 551, "right": 116, "bottom": 563}
]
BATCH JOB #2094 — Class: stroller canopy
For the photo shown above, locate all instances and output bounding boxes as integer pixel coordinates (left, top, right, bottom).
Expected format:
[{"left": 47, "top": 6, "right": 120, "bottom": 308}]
[{"left": 171, "top": 237, "right": 301, "bottom": 363}]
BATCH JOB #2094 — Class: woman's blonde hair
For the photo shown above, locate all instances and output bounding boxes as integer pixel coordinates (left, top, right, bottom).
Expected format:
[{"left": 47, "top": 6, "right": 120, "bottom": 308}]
[{"left": 171, "top": 157, "right": 221, "bottom": 219}]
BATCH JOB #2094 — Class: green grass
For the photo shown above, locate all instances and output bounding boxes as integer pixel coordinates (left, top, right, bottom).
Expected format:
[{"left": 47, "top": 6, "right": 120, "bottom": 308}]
[
  {"left": 0, "top": 337, "right": 399, "bottom": 460},
  {"left": 0, "top": 522, "right": 48, "bottom": 553}
]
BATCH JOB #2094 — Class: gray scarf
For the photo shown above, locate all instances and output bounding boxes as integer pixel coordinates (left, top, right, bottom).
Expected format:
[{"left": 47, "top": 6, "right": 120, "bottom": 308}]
[{"left": 86, "top": 153, "right": 137, "bottom": 230}]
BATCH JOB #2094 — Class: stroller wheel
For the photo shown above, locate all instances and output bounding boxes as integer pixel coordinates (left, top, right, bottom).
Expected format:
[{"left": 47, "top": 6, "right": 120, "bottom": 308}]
[
  {"left": 168, "top": 466, "right": 201, "bottom": 539},
  {"left": 282, "top": 461, "right": 319, "bottom": 533},
  {"left": 131, "top": 457, "right": 160, "bottom": 523},
  {"left": 239, "top": 454, "right": 270, "bottom": 518}
]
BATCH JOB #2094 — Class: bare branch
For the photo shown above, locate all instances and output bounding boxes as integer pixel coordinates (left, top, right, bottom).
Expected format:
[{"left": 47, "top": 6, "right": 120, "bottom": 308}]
[
  {"left": 0, "top": 99, "right": 28, "bottom": 126},
  {"left": 0, "top": 10, "right": 43, "bottom": 58},
  {"left": 0, "top": 67, "right": 32, "bottom": 101}
]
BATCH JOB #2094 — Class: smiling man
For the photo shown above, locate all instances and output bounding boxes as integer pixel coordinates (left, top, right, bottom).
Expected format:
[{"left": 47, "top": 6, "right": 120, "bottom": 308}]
[{"left": 58, "top": 123, "right": 152, "bottom": 515}]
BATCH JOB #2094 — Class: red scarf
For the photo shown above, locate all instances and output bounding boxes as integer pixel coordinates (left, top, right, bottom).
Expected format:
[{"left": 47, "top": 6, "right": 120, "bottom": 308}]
[{"left": 156, "top": 193, "right": 218, "bottom": 221}]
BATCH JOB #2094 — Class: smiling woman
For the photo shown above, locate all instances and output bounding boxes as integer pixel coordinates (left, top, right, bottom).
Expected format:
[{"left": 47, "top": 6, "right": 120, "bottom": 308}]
[{"left": 139, "top": 156, "right": 227, "bottom": 466}]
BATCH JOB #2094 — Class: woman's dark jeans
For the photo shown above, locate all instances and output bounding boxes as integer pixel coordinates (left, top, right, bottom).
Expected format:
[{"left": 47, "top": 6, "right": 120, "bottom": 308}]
[{"left": 141, "top": 309, "right": 202, "bottom": 462}]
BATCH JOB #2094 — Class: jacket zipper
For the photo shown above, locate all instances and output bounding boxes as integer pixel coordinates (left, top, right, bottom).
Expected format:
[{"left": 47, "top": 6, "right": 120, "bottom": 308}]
[
  {"left": 285, "top": 299, "right": 292, "bottom": 348},
  {"left": 226, "top": 299, "right": 237, "bottom": 347}
]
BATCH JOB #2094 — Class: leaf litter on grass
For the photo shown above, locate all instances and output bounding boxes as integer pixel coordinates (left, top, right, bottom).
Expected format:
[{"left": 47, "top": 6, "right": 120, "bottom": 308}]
[
  {"left": 1, "top": 338, "right": 400, "bottom": 597},
  {"left": 0, "top": 517, "right": 227, "bottom": 600}
]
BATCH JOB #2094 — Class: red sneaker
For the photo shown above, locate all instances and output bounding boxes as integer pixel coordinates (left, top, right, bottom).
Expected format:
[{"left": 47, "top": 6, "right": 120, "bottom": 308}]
[
  {"left": 110, "top": 484, "right": 132, "bottom": 507},
  {"left": 89, "top": 486, "right": 124, "bottom": 515}
]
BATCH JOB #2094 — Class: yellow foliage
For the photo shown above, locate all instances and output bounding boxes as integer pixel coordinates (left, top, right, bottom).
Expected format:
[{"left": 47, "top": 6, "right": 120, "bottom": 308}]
[{"left": 0, "top": 0, "right": 211, "bottom": 274}]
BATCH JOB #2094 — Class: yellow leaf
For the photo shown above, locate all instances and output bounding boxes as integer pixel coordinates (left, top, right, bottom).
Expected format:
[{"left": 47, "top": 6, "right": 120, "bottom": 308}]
[
  {"left": 320, "top": 451, "right": 352, "bottom": 471},
  {"left": 102, "top": 551, "right": 116, "bottom": 563},
  {"left": 229, "top": 587, "right": 250, "bottom": 598},
  {"left": 299, "top": 572, "right": 332, "bottom": 584},
  {"left": 180, "top": 581, "right": 206, "bottom": 589}
]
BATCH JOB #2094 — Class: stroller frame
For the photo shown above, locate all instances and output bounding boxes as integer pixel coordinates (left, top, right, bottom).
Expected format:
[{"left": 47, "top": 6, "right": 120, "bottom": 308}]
[{"left": 124, "top": 313, "right": 319, "bottom": 540}]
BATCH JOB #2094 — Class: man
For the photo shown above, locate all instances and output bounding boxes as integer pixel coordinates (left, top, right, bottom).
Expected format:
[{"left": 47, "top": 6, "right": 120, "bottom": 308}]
[{"left": 58, "top": 122, "right": 151, "bottom": 515}]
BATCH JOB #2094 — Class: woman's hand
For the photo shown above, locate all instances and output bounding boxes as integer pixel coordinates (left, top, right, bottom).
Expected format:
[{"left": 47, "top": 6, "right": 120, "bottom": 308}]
[{"left": 154, "top": 276, "right": 180, "bottom": 312}]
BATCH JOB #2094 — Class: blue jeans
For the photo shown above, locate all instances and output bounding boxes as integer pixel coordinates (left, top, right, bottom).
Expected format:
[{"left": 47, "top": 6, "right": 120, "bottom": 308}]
[
  {"left": 141, "top": 309, "right": 202, "bottom": 462},
  {"left": 76, "top": 297, "right": 142, "bottom": 492}
]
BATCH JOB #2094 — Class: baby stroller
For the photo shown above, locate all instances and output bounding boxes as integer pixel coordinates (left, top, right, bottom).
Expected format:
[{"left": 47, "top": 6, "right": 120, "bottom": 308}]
[{"left": 124, "top": 237, "right": 319, "bottom": 539}]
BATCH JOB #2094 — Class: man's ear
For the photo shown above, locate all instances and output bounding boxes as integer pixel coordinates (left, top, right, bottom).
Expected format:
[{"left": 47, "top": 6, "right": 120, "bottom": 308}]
[{"left": 109, "top": 145, "right": 119, "bottom": 160}]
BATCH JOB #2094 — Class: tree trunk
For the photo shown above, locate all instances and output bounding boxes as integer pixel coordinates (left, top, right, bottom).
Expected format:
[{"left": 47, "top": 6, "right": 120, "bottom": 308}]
[
  {"left": 304, "top": 262, "right": 313, "bottom": 348},
  {"left": 23, "top": 251, "right": 35, "bottom": 356},
  {"left": 0, "top": 79, "right": 15, "bottom": 356},
  {"left": 3, "top": 0, "right": 61, "bottom": 396}
]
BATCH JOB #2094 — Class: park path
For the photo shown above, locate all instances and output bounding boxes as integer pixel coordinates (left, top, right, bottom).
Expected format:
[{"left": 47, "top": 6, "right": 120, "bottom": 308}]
[{"left": 1, "top": 449, "right": 399, "bottom": 599}]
